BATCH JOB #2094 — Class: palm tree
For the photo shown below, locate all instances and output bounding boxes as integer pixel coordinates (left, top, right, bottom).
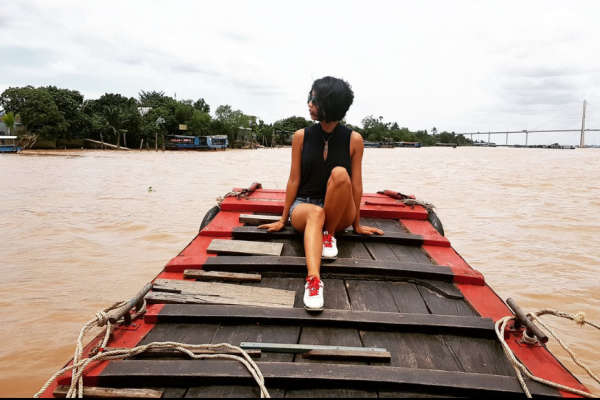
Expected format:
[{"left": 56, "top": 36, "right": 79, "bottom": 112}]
[
  {"left": 2, "top": 112, "right": 16, "bottom": 135},
  {"left": 102, "top": 106, "right": 128, "bottom": 149}
]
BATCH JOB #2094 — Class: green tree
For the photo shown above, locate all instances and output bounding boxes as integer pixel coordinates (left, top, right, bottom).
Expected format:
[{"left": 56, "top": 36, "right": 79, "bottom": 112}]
[
  {"left": 0, "top": 86, "right": 34, "bottom": 115},
  {"left": 175, "top": 102, "right": 195, "bottom": 126},
  {"left": 17, "top": 88, "right": 68, "bottom": 143},
  {"left": 139, "top": 90, "right": 170, "bottom": 107},
  {"left": 102, "top": 106, "right": 128, "bottom": 149},
  {"left": 187, "top": 110, "right": 212, "bottom": 136},
  {"left": 193, "top": 98, "right": 210, "bottom": 114},
  {"left": 2, "top": 112, "right": 16, "bottom": 135}
]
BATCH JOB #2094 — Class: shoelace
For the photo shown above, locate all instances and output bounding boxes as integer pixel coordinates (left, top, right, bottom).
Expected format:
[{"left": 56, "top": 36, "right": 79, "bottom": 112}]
[
  {"left": 306, "top": 276, "right": 322, "bottom": 297},
  {"left": 323, "top": 233, "right": 333, "bottom": 248}
]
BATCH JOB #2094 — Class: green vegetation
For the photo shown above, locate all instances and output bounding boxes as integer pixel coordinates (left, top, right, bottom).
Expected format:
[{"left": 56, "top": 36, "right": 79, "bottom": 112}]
[
  {"left": 1, "top": 111, "right": 15, "bottom": 135},
  {"left": 0, "top": 85, "right": 471, "bottom": 148}
]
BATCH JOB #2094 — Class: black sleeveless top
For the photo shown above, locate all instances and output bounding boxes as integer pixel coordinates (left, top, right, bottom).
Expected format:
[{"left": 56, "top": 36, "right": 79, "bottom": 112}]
[{"left": 297, "top": 123, "right": 353, "bottom": 198}]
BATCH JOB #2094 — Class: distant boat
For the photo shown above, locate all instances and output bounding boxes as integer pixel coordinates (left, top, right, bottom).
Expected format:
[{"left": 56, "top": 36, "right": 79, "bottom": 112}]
[
  {"left": 0, "top": 136, "right": 23, "bottom": 154},
  {"left": 434, "top": 143, "right": 457, "bottom": 148},
  {"left": 473, "top": 142, "right": 497, "bottom": 147},
  {"left": 396, "top": 141, "right": 422, "bottom": 148},
  {"left": 165, "top": 135, "right": 228, "bottom": 150}
]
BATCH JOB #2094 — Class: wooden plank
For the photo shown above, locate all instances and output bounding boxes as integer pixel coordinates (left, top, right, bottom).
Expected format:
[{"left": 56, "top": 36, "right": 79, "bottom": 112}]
[
  {"left": 54, "top": 386, "right": 163, "bottom": 398},
  {"left": 442, "top": 336, "right": 517, "bottom": 377},
  {"left": 239, "top": 214, "right": 280, "bottom": 225},
  {"left": 207, "top": 239, "right": 284, "bottom": 256},
  {"left": 183, "top": 270, "right": 262, "bottom": 283},
  {"left": 346, "top": 280, "right": 404, "bottom": 313},
  {"left": 220, "top": 197, "right": 429, "bottom": 220},
  {"left": 98, "top": 360, "right": 561, "bottom": 397},
  {"left": 150, "top": 279, "right": 295, "bottom": 309},
  {"left": 302, "top": 350, "right": 392, "bottom": 363},
  {"left": 212, "top": 323, "right": 301, "bottom": 363},
  {"left": 416, "top": 284, "right": 477, "bottom": 316},
  {"left": 242, "top": 277, "right": 306, "bottom": 309},
  {"left": 186, "top": 386, "right": 286, "bottom": 398},
  {"left": 202, "top": 256, "right": 484, "bottom": 285},
  {"left": 153, "top": 305, "right": 496, "bottom": 338},
  {"left": 138, "top": 324, "right": 220, "bottom": 347},
  {"left": 103, "top": 347, "right": 261, "bottom": 359},
  {"left": 241, "top": 342, "right": 387, "bottom": 354},
  {"left": 231, "top": 226, "right": 428, "bottom": 247},
  {"left": 360, "top": 331, "right": 463, "bottom": 371},
  {"left": 294, "top": 327, "right": 366, "bottom": 367},
  {"left": 286, "top": 389, "right": 377, "bottom": 398}
]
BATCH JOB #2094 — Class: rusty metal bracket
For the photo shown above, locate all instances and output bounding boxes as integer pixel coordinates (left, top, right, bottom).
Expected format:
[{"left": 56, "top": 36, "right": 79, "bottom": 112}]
[
  {"left": 239, "top": 182, "right": 263, "bottom": 200},
  {"left": 507, "top": 298, "right": 549, "bottom": 344}
]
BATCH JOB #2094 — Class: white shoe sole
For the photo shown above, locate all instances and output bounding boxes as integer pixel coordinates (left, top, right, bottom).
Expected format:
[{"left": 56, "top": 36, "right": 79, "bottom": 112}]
[
  {"left": 321, "top": 254, "right": 338, "bottom": 260},
  {"left": 304, "top": 305, "right": 324, "bottom": 312}
]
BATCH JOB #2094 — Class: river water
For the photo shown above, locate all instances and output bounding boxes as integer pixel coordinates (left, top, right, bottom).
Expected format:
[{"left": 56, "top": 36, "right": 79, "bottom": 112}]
[{"left": 0, "top": 147, "right": 599, "bottom": 396}]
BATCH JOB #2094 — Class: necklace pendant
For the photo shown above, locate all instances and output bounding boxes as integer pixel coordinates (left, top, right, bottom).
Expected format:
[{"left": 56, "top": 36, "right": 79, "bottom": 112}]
[{"left": 323, "top": 141, "right": 328, "bottom": 161}]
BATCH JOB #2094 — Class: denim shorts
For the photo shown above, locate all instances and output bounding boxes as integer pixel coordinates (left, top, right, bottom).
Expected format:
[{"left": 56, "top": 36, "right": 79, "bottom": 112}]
[{"left": 289, "top": 197, "right": 325, "bottom": 223}]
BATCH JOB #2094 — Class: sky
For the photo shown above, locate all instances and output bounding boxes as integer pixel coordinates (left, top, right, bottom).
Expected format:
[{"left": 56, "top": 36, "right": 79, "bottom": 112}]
[{"left": 2, "top": 0, "right": 600, "bottom": 145}]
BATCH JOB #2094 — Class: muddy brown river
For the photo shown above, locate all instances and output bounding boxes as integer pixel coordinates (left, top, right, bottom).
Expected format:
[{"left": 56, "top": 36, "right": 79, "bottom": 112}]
[{"left": 1, "top": 147, "right": 599, "bottom": 396}]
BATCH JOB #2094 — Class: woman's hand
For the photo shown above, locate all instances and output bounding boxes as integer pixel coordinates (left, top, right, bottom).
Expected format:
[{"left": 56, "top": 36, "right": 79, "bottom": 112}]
[
  {"left": 258, "top": 219, "right": 286, "bottom": 233},
  {"left": 354, "top": 225, "right": 384, "bottom": 236}
]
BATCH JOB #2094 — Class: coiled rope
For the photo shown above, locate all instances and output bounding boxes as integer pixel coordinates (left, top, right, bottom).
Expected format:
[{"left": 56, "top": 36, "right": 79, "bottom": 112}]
[
  {"left": 403, "top": 198, "right": 436, "bottom": 213},
  {"left": 495, "top": 309, "right": 599, "bottom": 398},
  {"left": 217, "top": 191, "right": 243, "bottom": 207},
  {"left": 34, "top": 302, "right": 270, "bottom": 399}
]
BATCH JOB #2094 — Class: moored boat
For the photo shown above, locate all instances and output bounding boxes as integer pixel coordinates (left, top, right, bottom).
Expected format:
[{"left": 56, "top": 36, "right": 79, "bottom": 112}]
[
  {"left": 0, "top": 136, "right": 23, "bottom": 153},
  {"left": 165, "top": 135, "right": 228, "bottom": 150},
  {"left": 36, "top": 185, "right": 594, "bottom": 398}
]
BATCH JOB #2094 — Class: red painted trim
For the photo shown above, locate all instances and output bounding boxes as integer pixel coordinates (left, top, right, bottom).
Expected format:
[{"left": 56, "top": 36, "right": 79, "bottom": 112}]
[
  {"left": 401, "top": 219, "right": 452, "bottom": 247},
  {"left": 199, "top": 211, "right": 245, "bottom": 237},
  {"left": 220, "top": 197, "right": 428, "bottom": 220},
  {"left": 41, "top": 313, "right": 158, "bottom": 397},
  {"left": 402, "top": 220, "right": 589, "bottom": 396}
]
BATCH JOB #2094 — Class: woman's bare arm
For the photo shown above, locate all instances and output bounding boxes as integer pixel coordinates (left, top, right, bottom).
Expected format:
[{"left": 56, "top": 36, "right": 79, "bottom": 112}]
[{"left": 258, "top": 129, "right": 304, "bottom": 232}]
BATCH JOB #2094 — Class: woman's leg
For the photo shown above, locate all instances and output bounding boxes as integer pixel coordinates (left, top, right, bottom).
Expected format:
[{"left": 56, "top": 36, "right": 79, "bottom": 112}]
[
  {"left": 290, "top": 204, "right": 325, "bottom": 278},
  {"left": 324, "top": 167, "right": 356, "bottom": 234}
]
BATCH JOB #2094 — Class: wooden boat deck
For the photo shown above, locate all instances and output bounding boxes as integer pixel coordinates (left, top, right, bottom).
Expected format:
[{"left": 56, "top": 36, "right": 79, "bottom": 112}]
[{"left": 43, "top": 189, "right": 589, "bottom": 398}]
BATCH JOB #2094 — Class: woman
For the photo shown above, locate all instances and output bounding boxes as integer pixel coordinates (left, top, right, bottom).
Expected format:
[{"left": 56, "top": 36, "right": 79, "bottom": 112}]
[{"left": 259, "top": 76, "right": 384, "bottom": 312}]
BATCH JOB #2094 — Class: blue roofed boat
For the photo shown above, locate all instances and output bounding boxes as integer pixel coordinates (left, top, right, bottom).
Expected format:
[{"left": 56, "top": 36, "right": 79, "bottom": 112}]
[
  {"left": 165, "top": 135, "right": 228, "bottom": 151},
  {"left": 0, "top": 136, "right": 23, "bottom": 153}
]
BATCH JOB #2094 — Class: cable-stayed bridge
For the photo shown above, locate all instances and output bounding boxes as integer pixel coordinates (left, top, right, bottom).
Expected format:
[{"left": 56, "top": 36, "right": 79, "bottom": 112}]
[{"left": 455, "top": 101, "right": 600, "bottom": 147}]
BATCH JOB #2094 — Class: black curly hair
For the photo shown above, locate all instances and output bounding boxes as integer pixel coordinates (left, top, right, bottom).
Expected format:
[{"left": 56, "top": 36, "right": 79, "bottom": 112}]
[{"left": 309, "top": 76, "right": 354, "bottom": 122}]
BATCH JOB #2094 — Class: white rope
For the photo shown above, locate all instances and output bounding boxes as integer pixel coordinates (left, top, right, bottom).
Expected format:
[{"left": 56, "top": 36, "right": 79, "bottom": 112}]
[
  {"left": 217, "top": 191, "right": 242, "bottom": 207},
  {"left": 34, "top": 303, "right": 270, "bottom": 399},
  {"left": 495, "top": 308, "right": 599, "bottom": 398},
  {"left": 403, "top": 198, "right": 436, "bottom": 213}
]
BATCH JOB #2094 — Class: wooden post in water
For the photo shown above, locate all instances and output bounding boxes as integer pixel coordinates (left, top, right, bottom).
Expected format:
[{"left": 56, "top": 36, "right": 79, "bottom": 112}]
[{"left": 581, "top": 100, "right": 587, "bottom": 148}]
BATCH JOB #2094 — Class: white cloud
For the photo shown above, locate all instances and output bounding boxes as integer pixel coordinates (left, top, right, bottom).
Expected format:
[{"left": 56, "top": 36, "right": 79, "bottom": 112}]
[{"left": 1, "top": 0, "right": 600, "bottom": 144}]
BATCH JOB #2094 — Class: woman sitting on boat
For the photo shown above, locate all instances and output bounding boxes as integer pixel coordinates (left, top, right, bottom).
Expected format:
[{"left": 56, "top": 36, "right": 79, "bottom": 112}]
[{"left": 259, "top": 76, "right": 384, "bottom": 312}]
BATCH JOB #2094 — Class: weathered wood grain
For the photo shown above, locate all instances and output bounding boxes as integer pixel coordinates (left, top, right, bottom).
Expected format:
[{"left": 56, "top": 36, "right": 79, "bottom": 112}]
[
  {"left": 302, "top": 350, "right": 392, "bottom": 363},
  {"left": 239, "top": 214, "right": 281, "bottom": 225},
  {"left": 183, "top": 270, "right": 262, "bottom": 283},
  {"left": 207, "top": 239, "right": 284, "bottom": 256},
  {"left": 232, "top": 226, "right": 426, "bottom": 247},
  {"left": 240, "top": 342, "right": 387, "bottom": 354},
  {"left": 53, "top": 386, "right": 163, "bottom": 398},
  {"left": 185, "top": 386, "right": 286, "bottom": 398},
  {"left": 98, "top": 360, "right": 560, "bottom": 397},
  {"left": 103, "top": 347, "right": 261, "bottom": 359},
  {"left": 149, "top": 279, "right": 295, "bottom": 309},
  {"left": 202, "top": 256, "right": 463, "bottom": 283},
  {"left": 153, "top": 305, "right": 496, "bottom": 337}
]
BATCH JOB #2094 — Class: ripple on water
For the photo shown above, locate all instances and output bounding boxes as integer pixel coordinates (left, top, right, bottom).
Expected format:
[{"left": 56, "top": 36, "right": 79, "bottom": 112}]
[{"left": 1, "top": 148, "right": 600, "bottom": 395}]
